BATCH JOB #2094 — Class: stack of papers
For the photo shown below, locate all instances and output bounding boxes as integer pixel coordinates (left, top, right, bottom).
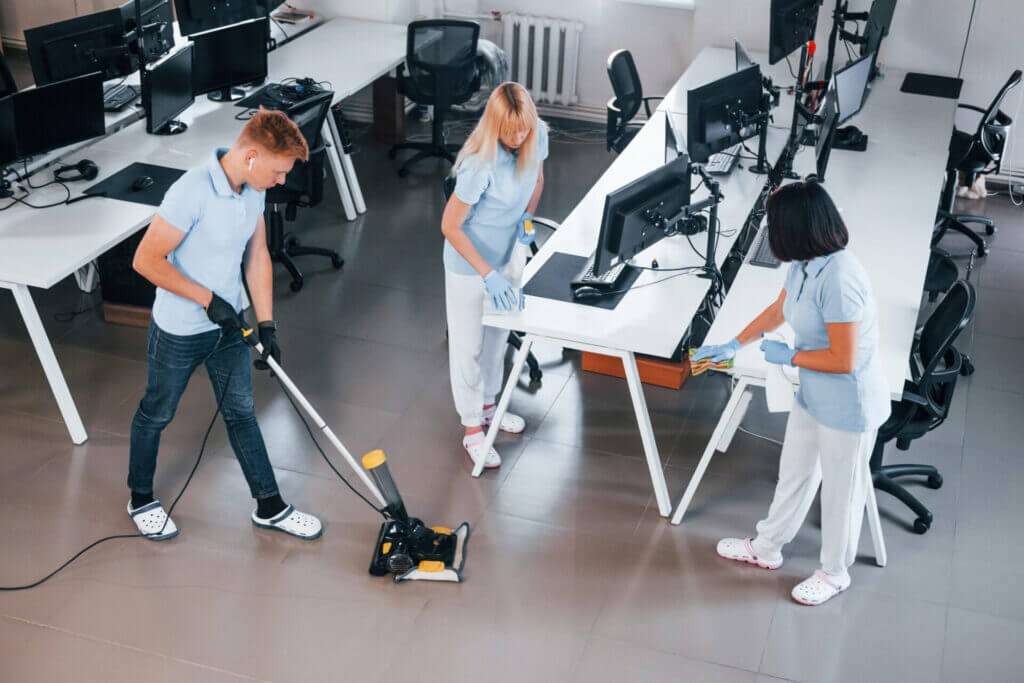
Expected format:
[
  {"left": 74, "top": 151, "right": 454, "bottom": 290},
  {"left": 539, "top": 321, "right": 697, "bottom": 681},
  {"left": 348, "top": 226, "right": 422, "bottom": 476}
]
[{"left": 687, "top": 348, "right": 734, "bottom": 376}]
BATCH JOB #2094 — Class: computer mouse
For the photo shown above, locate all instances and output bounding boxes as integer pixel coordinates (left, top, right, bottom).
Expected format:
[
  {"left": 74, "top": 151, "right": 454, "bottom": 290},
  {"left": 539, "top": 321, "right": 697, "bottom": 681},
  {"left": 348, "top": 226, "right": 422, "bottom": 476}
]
[
  {"left": 131, "top": 175, "right": 155, "bottom": 192},
  {"left": 572, "top": 286, "right": 603, "bottom": 301}
]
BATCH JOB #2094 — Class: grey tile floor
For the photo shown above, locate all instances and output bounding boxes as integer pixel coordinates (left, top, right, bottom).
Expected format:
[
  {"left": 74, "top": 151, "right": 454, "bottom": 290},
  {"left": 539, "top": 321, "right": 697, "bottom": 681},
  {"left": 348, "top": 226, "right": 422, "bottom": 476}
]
[{"left": 1, "top": 49, "right": 1023, "bottom": 680}]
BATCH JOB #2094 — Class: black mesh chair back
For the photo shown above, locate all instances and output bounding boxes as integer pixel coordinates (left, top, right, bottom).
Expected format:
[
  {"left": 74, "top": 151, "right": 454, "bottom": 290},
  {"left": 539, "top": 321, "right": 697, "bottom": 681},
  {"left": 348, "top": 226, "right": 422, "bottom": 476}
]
[
  {"left": 405, "top": 20, "right": 480, "bottom": 108},
  {"left": 269, "top": 91, "right": 334, "bottom": 203},
  {"left": 607, "top": 50, "right": 643, "bottom": 125},
  {"left": 913, "top": 280, "right": 975, "bottom": 417},
  {"left": 0, "top": 54, "right": 17, "bottom": 98}
]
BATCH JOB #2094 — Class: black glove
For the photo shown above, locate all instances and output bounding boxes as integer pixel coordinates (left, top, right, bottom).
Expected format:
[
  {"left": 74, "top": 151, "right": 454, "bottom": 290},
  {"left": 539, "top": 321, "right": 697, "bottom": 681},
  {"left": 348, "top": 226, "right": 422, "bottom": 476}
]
[
  {"left": 205, "top": 293, "right": 245, "bottom": 331},
  {"left": 254, "top": 321, "right": 281, "bottom": 371}
]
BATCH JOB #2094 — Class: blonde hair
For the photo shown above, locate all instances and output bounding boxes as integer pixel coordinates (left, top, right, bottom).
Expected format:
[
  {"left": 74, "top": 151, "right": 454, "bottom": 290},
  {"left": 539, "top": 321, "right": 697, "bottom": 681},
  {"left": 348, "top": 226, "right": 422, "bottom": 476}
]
[
  {"left": 240, "top": 109, "right": 309, "bottom": 161},
  {"left": 453, "top": 82, "right": 542, "bottom": 175}
]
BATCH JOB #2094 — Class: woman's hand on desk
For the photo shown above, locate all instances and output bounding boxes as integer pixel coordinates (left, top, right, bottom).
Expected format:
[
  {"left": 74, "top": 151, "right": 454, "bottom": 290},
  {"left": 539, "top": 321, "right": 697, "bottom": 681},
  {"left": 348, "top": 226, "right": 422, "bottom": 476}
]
[{"left": 692, "top": 338, "right": 740, "bottom": 363}]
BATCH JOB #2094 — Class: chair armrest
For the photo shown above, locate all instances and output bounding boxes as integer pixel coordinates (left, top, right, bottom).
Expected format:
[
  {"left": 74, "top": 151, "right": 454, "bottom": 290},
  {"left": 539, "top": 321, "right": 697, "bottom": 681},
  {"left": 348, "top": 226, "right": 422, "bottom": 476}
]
[
  {"left": 532, "top": 217, "right": 560, "bottom": 233},
  {"left": 957, "top": 103, "right": 986, "bottom": 115},
  {"left": 641, "top": 95, "right": 664, "bottom": 117},
  {"left": 901, "top": 388, "right": 930, "bottom": 407}
]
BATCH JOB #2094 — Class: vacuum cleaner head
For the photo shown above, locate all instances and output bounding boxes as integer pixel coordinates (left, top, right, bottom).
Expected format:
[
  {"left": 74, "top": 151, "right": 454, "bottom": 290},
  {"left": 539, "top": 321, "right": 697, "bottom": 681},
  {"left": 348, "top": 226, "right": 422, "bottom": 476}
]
[{"left": 362, "top": 450, "right": 470, "bottom": 583}]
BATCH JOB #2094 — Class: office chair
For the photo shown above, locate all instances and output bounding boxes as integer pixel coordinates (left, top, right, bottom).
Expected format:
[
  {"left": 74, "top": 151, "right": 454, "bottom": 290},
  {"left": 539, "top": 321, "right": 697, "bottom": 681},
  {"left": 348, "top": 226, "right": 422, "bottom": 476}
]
[
  {"left": 265, "top": 91, "right": 344, "bottom": 293},
  {"left": 389, "top": 20, "right": 481, "bottom": 178},
  {"left": 933, "top": 69, "right": 1021, "bottom": 257},
  {"left": 606, "top": 50, "right": 663, "bottom": 154},
  {"left": 0, "top": 54, "right": 17, "bottom": 98},
  {"left": 871, "top": 280, "right": 976, "bottom": 534},
  {"left": 441, "top": 174, "right": 559, "bottom": 383}
]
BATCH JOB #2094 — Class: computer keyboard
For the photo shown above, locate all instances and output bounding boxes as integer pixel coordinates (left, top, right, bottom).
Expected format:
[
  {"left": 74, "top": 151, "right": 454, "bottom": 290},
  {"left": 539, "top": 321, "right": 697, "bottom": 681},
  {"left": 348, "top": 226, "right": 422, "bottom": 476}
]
[
  {"left": 749, "top": 226, "right": 781, "bottom": 268},
  {"left": 572, "top": 259, "right": 629, "bottom": 290},
  {"left": 705, "top": 143, "right": 742, "bottom": 175},
  {"left": 103, "top": 84, "right": 138, "bottom": 112}
]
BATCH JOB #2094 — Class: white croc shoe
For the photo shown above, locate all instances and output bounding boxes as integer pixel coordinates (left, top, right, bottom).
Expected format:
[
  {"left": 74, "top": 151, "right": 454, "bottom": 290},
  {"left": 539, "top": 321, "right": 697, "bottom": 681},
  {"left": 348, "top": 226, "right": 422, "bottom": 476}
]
[
  {"left": 791, "top": 570, "right": 851, "bottom": 606},
  {"left": 483, "top": 407, "right": 526, "bottom": 434},
  {"left": 716, "top": 538, "right": 783, "bottom": 570},
  {"left": 252, "top": 505, "right": 323, "bottom": 540},
  {"left": 463, "top": 433, "right": 501, "bottom": 469},
  {"left": 128, "top": 499, "right": 179, "bottom": 541}
]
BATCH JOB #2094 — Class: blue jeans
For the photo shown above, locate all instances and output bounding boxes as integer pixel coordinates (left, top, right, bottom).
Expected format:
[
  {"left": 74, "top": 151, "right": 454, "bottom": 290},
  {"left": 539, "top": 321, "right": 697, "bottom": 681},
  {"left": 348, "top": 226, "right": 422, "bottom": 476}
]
[{"left": 128, "top": 323, "right": 279, "bottom": 500}]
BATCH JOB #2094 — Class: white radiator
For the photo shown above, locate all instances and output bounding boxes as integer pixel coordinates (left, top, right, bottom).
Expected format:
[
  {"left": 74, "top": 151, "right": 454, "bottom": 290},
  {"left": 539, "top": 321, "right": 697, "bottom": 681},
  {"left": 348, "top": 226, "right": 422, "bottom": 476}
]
[{"left": 501, "top": 13, "right": 583, "bottom": 107}]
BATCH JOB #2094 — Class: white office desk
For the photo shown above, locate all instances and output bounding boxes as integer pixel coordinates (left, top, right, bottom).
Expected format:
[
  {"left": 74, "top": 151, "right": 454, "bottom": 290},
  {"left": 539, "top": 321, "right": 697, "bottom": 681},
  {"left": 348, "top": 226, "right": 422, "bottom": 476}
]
[
  {"left": 670, "top": 63, "right": 958, "bottom": 532},
  {"left": 0, "top": 17, "right": 407, "bottom": 445},
  {"left": 473, "top": 48, "right": 795, "bottom": 517}
]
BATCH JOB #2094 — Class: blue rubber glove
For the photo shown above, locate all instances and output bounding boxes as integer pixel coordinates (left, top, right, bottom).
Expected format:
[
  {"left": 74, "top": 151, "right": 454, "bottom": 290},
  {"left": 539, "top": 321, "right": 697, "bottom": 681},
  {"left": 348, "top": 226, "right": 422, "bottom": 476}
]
[
  {"left": 484, "top": 270, "right": 519, "bottom": 312},
  {"left": 761, "top": 339, "right": 797, "bottom": 366},
  {"left": 517, "top": 212, "right": 536, "bottom": 246},
  {"left": 691, "top": 338, "right": 741, "bottom": 363}
]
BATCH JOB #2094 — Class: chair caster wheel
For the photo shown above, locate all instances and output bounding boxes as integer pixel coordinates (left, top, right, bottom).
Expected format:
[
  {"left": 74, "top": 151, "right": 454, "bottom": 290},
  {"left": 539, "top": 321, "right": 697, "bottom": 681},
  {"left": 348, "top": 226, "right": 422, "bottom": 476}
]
[
  {"left": 529, "top": 369, "right": 543, "bottom": 383},
  {"left": 290, "top": 279, "right": 304, "bottom": 292},
  {"left": 331, "top": 255, "right": 344, "bottom": 269},
  {"left": 960, "top": 360, "right": 975, "bottom": 376},
  {"left": 388, "top": 147, "right": 398, "bottom": 160},
  {"left": 984, "top": 225, "right": 996, "bottom": 236},
  {"left": 927, "top": 474, "right": 943, "bottom": 489},
  {"left": 913, "top": 517, "right": 931, "bottom": 534},
  {"left": 397, "top": 167, "right": 410, "bottom": 178}
]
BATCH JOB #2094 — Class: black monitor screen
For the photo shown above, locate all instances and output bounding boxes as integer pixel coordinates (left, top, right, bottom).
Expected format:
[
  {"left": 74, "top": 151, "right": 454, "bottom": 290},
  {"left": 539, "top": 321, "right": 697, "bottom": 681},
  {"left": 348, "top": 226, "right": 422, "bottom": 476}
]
[
  {"left": 190, "top": 18, "right": 269, "bottom": 95},
  {"left": 120, "top": 0, "right": 175, "bottom": 65},
  {"left": 145, "top": 45, "right": 194, "bottom": 134},
  {"left": 867, "top": 0, "right": 897, "bottom": 40},
  {"left": 0, "top": 71, "right": 105, "bottom": 166},
  {"left": 834, "top": 52, "right": 873, "bottom": 124},
  {"left": 769, "top": 0, "right": 822, "bottom": 65},
  {"left": 815, "top": 89, "right": 839, "bottom": 181},
  {"left": 687, "top": 65, "right": 764, "bottom": 164},
  {"left": 174, "top": 0, "right": 269, "bottom": 37},
  {"left": 594, "top": 155, "right": 692, "bottom": 276},
  {"left": 25, "top": 10, "right": 131, "bottom": 86}
]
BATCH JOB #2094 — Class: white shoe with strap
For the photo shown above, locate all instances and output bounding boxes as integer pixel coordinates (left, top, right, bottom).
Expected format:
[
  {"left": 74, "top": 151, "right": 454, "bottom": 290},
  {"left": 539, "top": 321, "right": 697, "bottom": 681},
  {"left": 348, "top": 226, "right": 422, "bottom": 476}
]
[
  {"left": 791, "top": 570, "right": 851, "bottom": 606},
  {"left": 716, "top": 537, "right": 783, "bottom": 570},
  {"left": 463, "top": 432, "right": 501, "bottom": 469},
  {"left": 482, "top": 406, "right": 526, "bottom": 434}
]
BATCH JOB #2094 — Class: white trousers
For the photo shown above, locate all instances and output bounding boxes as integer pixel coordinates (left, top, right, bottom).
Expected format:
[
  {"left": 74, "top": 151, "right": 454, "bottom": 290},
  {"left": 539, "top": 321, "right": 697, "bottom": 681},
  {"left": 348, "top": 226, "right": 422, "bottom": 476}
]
[
  {"left": 750, "top": 400, "right": 877, "bottom": 578},
  {"left": 444, "top": 253, "right": 524, "bottom": 428}
]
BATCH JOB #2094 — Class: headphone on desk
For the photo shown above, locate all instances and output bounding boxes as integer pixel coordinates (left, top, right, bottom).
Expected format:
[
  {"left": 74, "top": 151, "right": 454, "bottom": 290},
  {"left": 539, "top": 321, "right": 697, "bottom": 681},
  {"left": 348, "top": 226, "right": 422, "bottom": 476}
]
[{"left": 54, "top": 159, "right": 99, "bottom": 183}]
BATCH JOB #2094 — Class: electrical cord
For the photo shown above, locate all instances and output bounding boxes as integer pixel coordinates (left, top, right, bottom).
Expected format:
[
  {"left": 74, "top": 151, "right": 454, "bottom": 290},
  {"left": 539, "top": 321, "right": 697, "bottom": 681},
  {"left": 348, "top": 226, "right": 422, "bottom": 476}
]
[{"left": 737, "top": 426, "right": 784, "bottom": 448}]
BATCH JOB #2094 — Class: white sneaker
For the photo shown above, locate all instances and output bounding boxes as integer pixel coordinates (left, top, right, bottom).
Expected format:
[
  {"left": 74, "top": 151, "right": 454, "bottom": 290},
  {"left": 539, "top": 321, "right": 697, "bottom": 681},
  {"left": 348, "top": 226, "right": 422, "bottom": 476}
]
[
  {"left": 482, "top": 406, "right": 526, "bottom": 434},
  {"left": 791, "top": 570, "right": 850, "bottom": 606},
  {"left": 716, "top": 537, "right": 783, "bottom": 570},
  {"left": 463, "top": 432, "right": 501, "bottom": 469}
]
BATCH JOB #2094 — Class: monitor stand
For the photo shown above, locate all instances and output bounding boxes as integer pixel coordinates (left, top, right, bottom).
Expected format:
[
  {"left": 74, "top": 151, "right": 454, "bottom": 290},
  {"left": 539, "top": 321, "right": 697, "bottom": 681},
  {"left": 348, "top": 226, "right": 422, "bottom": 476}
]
[
  {"left": 209, "top": 87, "right": 246, "bottom": 102},
  {"left": 155, "top": 120, "right": 188, "bottom": 136}
]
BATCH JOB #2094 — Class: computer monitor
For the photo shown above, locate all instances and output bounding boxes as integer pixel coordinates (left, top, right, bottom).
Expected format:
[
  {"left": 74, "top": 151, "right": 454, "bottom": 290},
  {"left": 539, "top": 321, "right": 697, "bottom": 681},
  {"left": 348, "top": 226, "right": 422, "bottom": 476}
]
[
  {"left": 865, "top": 0, "right": 898, "bottom": 41},
  {"left": 686, "top": 65, "right": 764, "bottom": 164},
  {"left": 834, "top": 52, "right": 873, "bottom": 124},
  {"left": 735, "top": 40, "right": 754, "bottom": 72},
  {"left": 769, "top": 0, "right": 823, "bottom": 65},
  {"left": 665, "top": 112, "right": 686, "bottom": 164},
  {"left": 814, "top": 88, "right": 839, "bottom": 182},
  {"left": 0, "top": 72, "right": 105, "bottom": 167},
  {"left": 119, "top": 0, "right": 175, "bottom": 66},
  {"left": 25, "top": 10, "right": 132, "bottom": 86},
  {"left": 592, "top": 155, "right": 692, "bottom": 277},
  {"left": 144, "top": 45, "right": 194, "bottom": 135},
  {"left": 190, "top": 18, "right": 269, "bottom": 101},
  {"left": 174, "top": 0, "right": 270, "bottom": 37}
]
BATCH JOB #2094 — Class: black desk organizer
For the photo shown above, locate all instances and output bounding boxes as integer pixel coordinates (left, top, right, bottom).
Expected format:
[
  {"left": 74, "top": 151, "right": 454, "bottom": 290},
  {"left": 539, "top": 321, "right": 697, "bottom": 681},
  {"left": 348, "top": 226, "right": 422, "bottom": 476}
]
[{"left": 84, "top": 162, "right": 186, "bottom": 208}]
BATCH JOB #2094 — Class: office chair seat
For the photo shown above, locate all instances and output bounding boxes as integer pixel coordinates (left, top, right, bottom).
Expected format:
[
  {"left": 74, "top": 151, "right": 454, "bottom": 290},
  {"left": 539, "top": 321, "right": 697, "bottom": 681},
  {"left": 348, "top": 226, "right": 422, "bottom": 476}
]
[{"left": 924, "top": 251, "right": 958, "bottom": 302}]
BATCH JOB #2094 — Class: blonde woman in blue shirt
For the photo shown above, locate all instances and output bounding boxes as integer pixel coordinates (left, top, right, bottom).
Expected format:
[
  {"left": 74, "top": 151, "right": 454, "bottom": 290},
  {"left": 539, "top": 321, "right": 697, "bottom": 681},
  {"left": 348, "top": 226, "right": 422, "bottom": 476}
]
[
  {"left": 692, "top": 180, "right": 890, "bottom": 606},
  {"left": 441, "top": 82, "right": 548, "bottom": 470}
]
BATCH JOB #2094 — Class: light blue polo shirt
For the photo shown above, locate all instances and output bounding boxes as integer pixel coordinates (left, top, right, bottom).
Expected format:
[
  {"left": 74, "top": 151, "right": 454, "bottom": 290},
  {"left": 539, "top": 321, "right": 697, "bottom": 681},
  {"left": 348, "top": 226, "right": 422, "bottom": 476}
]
[
  {"left": 443, "top": 122, "right": 549, "bottom": 275},
  {"left": 151, "top": 148, "right": 266, "bottom": 336},
  {"left": 782, "top": 250, "right": 891, "bottom": 432}
]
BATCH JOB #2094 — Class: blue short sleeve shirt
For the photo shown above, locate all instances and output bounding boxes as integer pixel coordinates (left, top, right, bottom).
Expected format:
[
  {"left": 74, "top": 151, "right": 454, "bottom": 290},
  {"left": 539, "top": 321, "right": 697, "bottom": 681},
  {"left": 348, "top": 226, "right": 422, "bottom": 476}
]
[
  {"left": 151, "top": 148, "right": 266, "bottom": 336},
  {"left": 782, "top": 250, "right": 891, "bottom": 432},
  {"left": 443, "top": 121, "right": 549, "bottom": 275}
]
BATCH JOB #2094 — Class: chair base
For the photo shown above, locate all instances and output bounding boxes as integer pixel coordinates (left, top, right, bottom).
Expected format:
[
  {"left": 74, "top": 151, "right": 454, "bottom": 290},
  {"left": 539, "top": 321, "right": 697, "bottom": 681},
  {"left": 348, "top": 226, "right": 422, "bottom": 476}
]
[
  {"left": 933, "top": 216, "right": 988, "bottom": 258},
  {"left": 389, "top": 142, "right": 460, "bottom": 177},
  {"left": 272, "top": 233, "right": 344, "bottom": 293},
  {"left": 873, "top": 465, "right": 943, "bottom": 534}
]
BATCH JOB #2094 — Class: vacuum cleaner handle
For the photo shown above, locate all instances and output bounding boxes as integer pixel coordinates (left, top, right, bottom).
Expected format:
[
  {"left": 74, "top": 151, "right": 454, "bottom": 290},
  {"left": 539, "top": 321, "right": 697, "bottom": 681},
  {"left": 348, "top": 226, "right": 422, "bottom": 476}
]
[{"left": 239, "top": 326, "right": 389, "bottom": 509}]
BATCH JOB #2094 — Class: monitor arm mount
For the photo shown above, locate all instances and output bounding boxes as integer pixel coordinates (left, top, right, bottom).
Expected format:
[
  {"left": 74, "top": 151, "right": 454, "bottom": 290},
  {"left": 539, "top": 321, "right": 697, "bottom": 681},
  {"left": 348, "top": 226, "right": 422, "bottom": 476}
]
[{"left": 655, "top": 163, "right": 725, "bottom": 279}]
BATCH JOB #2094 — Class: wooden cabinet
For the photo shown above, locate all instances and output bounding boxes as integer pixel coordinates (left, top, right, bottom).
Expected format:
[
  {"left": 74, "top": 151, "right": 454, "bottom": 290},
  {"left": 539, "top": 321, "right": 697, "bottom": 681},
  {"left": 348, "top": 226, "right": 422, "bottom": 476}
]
[{"left": 0, "top": 0, "right": 123, "bottom": 48}]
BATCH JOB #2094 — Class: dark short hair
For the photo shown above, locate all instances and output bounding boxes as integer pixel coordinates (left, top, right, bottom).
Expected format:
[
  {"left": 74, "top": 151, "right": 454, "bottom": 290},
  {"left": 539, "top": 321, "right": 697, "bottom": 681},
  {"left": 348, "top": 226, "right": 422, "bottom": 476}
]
[{"left": 766, "top": 180, "right": 848, "bottom": 262}]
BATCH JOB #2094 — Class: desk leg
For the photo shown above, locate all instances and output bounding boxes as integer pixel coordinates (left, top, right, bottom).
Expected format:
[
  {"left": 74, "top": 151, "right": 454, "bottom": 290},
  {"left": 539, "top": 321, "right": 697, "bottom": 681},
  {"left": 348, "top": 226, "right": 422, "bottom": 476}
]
[
  {"left": 622, "top": 351, "right": 672, "bottom": 517},
  {"left": 671, "top": 378, "right": 751, "bottom": 525},
  {"left": 321, "top": 121, "right": 357, "bottom": 221},
  {"left": 473, "top": 335, "right": 533, "bottom": 478},
  {"left": 10, "top": 284, "right": 87, "bottom": 445},
  {"left": 326, "top": 114, "right": 366, "bottom": 215},
  {"left": 865, "top": 467, "right": 887, "bottom": 567}
]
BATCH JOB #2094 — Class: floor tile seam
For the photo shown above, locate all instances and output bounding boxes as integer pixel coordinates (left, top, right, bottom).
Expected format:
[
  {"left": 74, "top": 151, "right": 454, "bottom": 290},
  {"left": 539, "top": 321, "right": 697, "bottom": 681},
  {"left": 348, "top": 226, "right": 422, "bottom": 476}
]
[
  {"left": 3, "top": 407, "right": 134, "bottom": 439},
  {"left": 578, "top": 632, "right": 769, "bottom": 677},
  {"left": 0, "top": 613, "right": 270, "bottom": 681}
]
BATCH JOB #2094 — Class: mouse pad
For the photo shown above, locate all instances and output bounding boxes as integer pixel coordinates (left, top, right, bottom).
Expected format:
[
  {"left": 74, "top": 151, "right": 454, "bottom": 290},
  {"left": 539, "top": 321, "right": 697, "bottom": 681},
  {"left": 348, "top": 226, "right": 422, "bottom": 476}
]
[
  {"left": 84, "top": 162, "right": 187, "bottom": 208},
  {"left": 901, "top": 73, "right": 963, "bottom": 99},
  {"left": 524, "top": 252, "right": 641, "bottom": 311}
]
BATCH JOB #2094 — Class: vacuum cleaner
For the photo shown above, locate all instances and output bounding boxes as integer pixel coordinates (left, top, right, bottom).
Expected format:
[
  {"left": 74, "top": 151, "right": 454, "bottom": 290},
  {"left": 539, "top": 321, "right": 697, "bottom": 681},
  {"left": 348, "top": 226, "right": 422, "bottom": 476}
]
[{"left": 239, "top": 326, "right": 470, "bottom": 583}]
